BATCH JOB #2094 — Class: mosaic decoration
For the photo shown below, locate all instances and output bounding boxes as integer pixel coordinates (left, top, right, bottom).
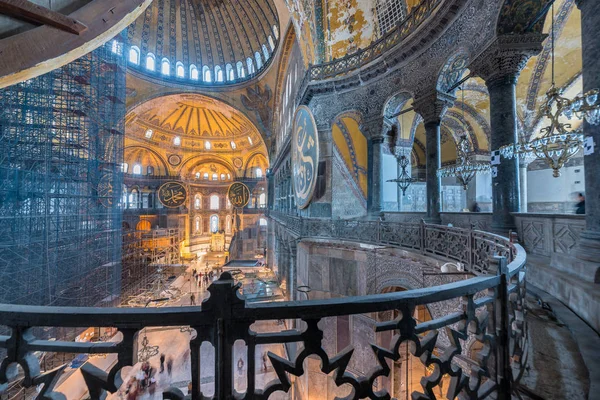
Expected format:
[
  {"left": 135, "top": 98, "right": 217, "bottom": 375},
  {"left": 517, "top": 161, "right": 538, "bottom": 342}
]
[
  {"left": 227, "top": 182, "right": 250, "bottom": 208},
  {"left": 158, "top": 181, "right": 188, "bottom": 208},
  {"left": 168, "top": 154, "right": 182, "bottom": 166},
  {"left": 292, "top": 106, "right": 319, "bottom": 209}
]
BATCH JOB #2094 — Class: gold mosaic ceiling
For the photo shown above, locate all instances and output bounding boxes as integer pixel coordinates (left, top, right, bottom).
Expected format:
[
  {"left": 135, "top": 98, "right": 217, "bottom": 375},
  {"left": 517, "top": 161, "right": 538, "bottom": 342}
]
[{"left": 126, "top": 93, "right": 264, "bottom": 152}]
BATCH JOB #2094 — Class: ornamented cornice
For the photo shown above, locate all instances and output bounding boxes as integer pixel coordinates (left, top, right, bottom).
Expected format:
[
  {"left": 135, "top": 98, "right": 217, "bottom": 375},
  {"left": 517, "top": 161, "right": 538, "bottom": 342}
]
[
  {"left": 413, "top": 91, "right": 456, "bottom": 125},
  {"left": 469, "top": 33, "right": 546, "bottom": 87}
]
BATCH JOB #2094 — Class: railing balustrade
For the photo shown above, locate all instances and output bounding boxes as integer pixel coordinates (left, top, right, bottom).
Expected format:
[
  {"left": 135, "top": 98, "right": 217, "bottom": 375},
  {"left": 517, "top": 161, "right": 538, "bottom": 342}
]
[{"left": 0, "top": 211, "right": 526, "bottom": 400}]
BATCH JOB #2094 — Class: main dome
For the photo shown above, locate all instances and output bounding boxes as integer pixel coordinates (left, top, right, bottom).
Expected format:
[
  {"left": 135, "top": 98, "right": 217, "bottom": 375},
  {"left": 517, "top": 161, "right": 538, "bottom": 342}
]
[{"left": 127, "top": 0, "right": 280, "bottom": 85}]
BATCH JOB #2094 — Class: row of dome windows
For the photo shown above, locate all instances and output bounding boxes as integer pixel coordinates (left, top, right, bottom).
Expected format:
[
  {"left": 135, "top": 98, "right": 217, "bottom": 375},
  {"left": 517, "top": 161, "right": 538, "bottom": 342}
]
[
  {"left": 144, "top": 129, "right": 253, "bottom": 149},
  {"left": 122, "top": 163, "right": 263, "bottom": 179},
  {"left": 113, "top": 25, "right": 279, "bottom": 83}
]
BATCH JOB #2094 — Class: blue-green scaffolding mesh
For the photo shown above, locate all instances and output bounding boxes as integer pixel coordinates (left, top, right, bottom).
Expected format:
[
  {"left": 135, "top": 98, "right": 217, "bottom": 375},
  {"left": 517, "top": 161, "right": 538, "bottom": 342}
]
[{"left": 0, "top": 35, "right": 126, "bottom": 307}]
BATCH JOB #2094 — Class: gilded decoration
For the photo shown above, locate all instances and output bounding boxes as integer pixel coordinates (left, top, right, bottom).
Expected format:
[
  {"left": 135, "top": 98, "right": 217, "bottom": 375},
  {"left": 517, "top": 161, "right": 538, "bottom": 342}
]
[{"left": 292, "top": 106, "right": 319, "bottom": 209}]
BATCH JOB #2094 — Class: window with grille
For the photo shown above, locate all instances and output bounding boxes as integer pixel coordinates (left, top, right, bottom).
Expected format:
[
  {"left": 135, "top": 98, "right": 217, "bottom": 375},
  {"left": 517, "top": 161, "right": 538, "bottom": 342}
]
[{"left": 376, "top": 0, "right": 406, "bottom": 36}]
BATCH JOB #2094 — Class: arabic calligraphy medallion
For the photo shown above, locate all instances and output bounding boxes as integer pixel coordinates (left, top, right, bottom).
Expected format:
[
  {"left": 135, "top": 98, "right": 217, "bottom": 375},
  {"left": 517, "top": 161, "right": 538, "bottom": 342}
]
[
  {"left": 292, "top": 106, "right": 319, "bottom": 209},
  {"left": 227, "top": 182, "right": 250, "bottom": 208},
  {"left": 158, "top": 181, "right": 187, "bottom": 208}
]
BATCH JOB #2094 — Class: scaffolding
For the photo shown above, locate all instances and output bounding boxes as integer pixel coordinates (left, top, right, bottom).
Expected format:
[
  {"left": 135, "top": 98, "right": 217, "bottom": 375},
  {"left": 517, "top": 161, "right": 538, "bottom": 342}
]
[
  {"left": 0, "top": 35, "right": 126, "bottom": 307},
  {"left": 121, "top": 227, "right": 185, "bottom": 304}
]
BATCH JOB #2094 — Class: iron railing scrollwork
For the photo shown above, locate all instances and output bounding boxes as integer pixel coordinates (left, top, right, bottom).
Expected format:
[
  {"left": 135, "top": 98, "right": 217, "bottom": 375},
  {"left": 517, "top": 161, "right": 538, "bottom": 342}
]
[{"left": 0, "top": 213, "right": 526, "bottom": 400}]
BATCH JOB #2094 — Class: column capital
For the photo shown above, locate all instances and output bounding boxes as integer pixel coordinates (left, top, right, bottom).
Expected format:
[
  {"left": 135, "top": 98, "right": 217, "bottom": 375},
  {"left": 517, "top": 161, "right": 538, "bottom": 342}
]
[
  {"left": 361, "top": 116, "right": 393, "bottom": 140},
  {"left": 470, "top": 34, "right": 546, "bottom": 87},
  {"left": 412, "top": 91, "right": 455, "bottom": 125}
]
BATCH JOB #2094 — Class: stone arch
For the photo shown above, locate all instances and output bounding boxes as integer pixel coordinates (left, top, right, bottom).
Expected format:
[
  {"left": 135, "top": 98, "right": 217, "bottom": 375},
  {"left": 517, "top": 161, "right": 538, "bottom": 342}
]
[
  {"left": 436, "top": 50, "right": 470, "bottom": 94},
  {"left": 123, "top": 145, "right": 170, "bottom": 175}
]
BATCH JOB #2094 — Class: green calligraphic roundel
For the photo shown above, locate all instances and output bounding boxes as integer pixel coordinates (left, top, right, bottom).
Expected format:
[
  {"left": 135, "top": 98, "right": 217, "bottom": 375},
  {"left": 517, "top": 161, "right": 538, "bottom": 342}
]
[
  {"left": 228, "top": 182, "right": 250, "bottom": 208},
  {"left": 158, "top": 181, "right": 187, "bottom": 208},
  {"left": 292, "top": 106, "right": 319, "bottom": 209}
]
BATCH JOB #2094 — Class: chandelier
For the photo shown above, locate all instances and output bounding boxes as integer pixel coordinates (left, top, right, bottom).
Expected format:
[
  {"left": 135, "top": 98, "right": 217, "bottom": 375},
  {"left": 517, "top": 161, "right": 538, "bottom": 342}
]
[
  {"left": 387, "top": 154, "right": 414, "bottom": 196},
  {"left": 438, "top": 134, "right": 491, "bottom": 190},
  {"left": 498, "top": 4, "right": 599, "bottom": 177},
  {"left": 437, "top": 87, "right": 490, "bottom": 190}
]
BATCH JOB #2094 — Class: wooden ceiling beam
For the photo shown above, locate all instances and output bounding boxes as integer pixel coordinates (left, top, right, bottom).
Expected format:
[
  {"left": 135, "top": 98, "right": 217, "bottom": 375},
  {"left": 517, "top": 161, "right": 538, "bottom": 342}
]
[{"left": 0, "top": 0, "right": 87, "bottom": 34}]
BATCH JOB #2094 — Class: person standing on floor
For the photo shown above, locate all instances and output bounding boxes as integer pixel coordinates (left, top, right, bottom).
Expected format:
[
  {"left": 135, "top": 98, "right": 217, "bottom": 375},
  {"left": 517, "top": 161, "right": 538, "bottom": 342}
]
[
  {"left": 159, "top": 353, "right": 165, "bottom": 373},
  {"left": 190, "top": 293, "right": 196, "bottom": 305}
]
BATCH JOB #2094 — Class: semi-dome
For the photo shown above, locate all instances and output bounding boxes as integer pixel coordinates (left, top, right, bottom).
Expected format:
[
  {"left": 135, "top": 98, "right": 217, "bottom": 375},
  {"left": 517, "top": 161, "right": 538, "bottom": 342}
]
[
  {"left": 126, "top": 0, "right": 280, "bottom": 85},
  {"left": 126, "top": 93, "right": 265, "bottom": 151}
]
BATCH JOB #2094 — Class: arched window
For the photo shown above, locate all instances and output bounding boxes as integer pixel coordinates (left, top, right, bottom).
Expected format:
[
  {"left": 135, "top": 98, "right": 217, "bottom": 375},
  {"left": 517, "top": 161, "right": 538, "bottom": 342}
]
[
  {"left": 220, "top": 173, "right": 225, "bottom": 180},
  {"left": 146, "top": 53, "right": 156, "bottom": 71},
  {"left": 203, "top": 66, "right": 212, "bottom": 82},
  {"left": 145, "top": 129, "right": 153, "bottom": 139},
  {"left": 227, "top": 198, "right": 232, "bottom": 209},
  {"left": 246, "top": 58, "right": 255, "bottom": 75},
  {"left": 147, "top": 166, "right": 154, "bottom": 175},
  {"left": 226, "top": 216, "right": 232, "bottom": 233},
  {"left": 161, "top": 58, "right": 170, "bottom": 75},
  {"left": 194, "top": 194, "right": 202, "bottom": 209},
  {"left": 129, "top": 46, "right": 140, "bottom": 64},
  {"left": 259, "top": 193, "right": 266, "bottom": 208},
  {"left": 122, "top": 162, "right": 129, "bottom": 173},
  {"left": 236, "top": 61, "right": 246, "bottom": 78},
  {"left": 195, "top": 216, "right": 202, "bottom": 233},
  {"left": 129, "top": 189, "right": 138, "bottom": 209},
  {"left": 226, "top": 64, "right": 234, "bottom": 81},
  {"left": 262, "top": 44, "right": 269, "bottom": 61},
  {"left": 210, "top": 195, "right": 219, "bottom": 210},
  {"left": 227, "top": 173, "right": 231, "bottom": 180},
  {"left": 255, "top": 52, "right": 263, "bottom": 69},
  {"left": 122, "top": 185, "right": 128, "bottom": 207},
  {"left": 210, "top": 215, "right": 219, "bottom": 233},
  {"left": 111, "top": 40, "right": 119, "bottom": 54},
  {"left": 195, "top": 172, "right": 200, "bottom": 179},
  {"left": 259, "top": 217, "right": 267, "bottom": 226},
  {"left": 247, "top": 136, "right": 253, "bottom": 145},
  {"left": 173, "top": 136, "right": 181, "bottom": 146},
  {"left": 212, "top": 173, "right": 218, "bottom": 181},
  {"left": 215, "top": 65, "right": 223, "bottom": 82},
  {"left": 268, "top": 36, "right": 275, "bottom": 51},
  {"left": 132, "top": 164, "right": 142, "bottom": 175},
  {"left": 204, "top": 141, "right": 211, "bottom": 150},
  {"left": 203, "top": 172, "right": 209, "bottom": 180},
  {"left": 256, "top": 168, "right": 263, "bottom": 178},
  {"left": 190, "top": 64, "right": 199, "bottom": 80},
  {"left": 273, "top": 25, "right": 279, "bottom": 39},
  {"left": 230, "top": 141, "right": 236, "bottom": 149},
  {"left": 176, "top": 61, "right": 184, "bottom": 78}
]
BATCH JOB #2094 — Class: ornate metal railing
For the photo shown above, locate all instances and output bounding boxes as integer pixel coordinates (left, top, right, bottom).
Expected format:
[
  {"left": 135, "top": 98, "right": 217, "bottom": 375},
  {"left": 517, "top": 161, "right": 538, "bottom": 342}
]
[
  {"left": 0, "top": 214, "right": 526, "bottom": 400},
  {"left": 270, "top": 211, "right": 514, "bottom": 275},
  {"left": 305, "top": 0, "right": 441, "bottom": 81}
]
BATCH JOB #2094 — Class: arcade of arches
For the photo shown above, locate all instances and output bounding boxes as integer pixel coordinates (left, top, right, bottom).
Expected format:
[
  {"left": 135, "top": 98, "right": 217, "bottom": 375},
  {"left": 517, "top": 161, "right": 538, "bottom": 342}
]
[{"left": 0, "top": 0, "right": 598, "bottom": 399}]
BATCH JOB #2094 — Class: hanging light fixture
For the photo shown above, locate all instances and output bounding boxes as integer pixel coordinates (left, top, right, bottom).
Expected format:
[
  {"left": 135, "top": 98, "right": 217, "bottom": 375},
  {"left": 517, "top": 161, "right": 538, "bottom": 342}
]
[
  {"left": 387, "top": 153, "right": 414, "bottom": 196},
  {"left": 437, "top": 86, "right": 491, "bottom": 190},
  {"left": 386, "top": 111, "right": 415, "bottom": 196},
  {"left": 498, "top": 3, "right": 599, "bottom": 177}
]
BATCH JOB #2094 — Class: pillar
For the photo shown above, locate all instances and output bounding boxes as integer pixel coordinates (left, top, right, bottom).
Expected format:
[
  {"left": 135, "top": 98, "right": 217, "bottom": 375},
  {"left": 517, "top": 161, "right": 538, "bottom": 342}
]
[
  {"left": 289, "top": 242, "right": 297, "bottom": 301},
  {"left": 413, "top": 91, "right": 455, "bottom": 224},
  {"left": 470, "top": 35, "right": 544, "bottom": 234},
  {"left": 364, "top": 117, "right": 392, "bottom": 218},
  {"left": 576, "top": 0, "right": 600, "bottom": 262},
  {"left": 519, "top": 162, "right": 529, "bottom": 213}
]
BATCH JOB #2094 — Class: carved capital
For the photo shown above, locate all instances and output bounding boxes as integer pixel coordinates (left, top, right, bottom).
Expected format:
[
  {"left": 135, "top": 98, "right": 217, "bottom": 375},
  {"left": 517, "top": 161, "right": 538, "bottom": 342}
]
[
  {"left": 412, "top": 91, "right": 455, "bottom": 125},
  {"left": 470, "top": 34, "right": 546, "bottom": 87},
  {"left": 361, "top": 116, "right": 393, "bottom": 140}
]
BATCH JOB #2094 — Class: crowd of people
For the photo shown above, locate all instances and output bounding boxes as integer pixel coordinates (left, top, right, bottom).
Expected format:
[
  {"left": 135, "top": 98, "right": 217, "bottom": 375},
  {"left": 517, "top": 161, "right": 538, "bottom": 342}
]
[{"left": 120, "top": 353, "right": 174, "bottom": 399}]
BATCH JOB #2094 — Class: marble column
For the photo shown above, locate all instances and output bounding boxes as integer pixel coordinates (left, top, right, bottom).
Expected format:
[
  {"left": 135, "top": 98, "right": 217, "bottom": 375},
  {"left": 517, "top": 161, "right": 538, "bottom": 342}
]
[
  {"left": 364, "top": 118, "right": 392, "bottom": 218},
  {"left": 519, "top": 162, "right": 529, "bottom": 213},
  {"left": 470, "top": 35, "right": 544, "bottom": 234},
  {"left": 289, "top": 242, "right": 297, "bottom": 301},
  {"left": 413, "top": 91, "right": 454, "bottom": 224},
  {"left": 576, "top": 0, "right": 600, "bottom": 262}
]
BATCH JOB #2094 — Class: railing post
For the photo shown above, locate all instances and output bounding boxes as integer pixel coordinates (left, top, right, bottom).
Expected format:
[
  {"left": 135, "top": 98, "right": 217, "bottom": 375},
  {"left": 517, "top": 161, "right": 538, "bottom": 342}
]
[
  {"left": 494, "top": 255, "right": 512, "bottom": 399},
  {"left": 420, "top": 219, "right": 426, "bottom": 254}
]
